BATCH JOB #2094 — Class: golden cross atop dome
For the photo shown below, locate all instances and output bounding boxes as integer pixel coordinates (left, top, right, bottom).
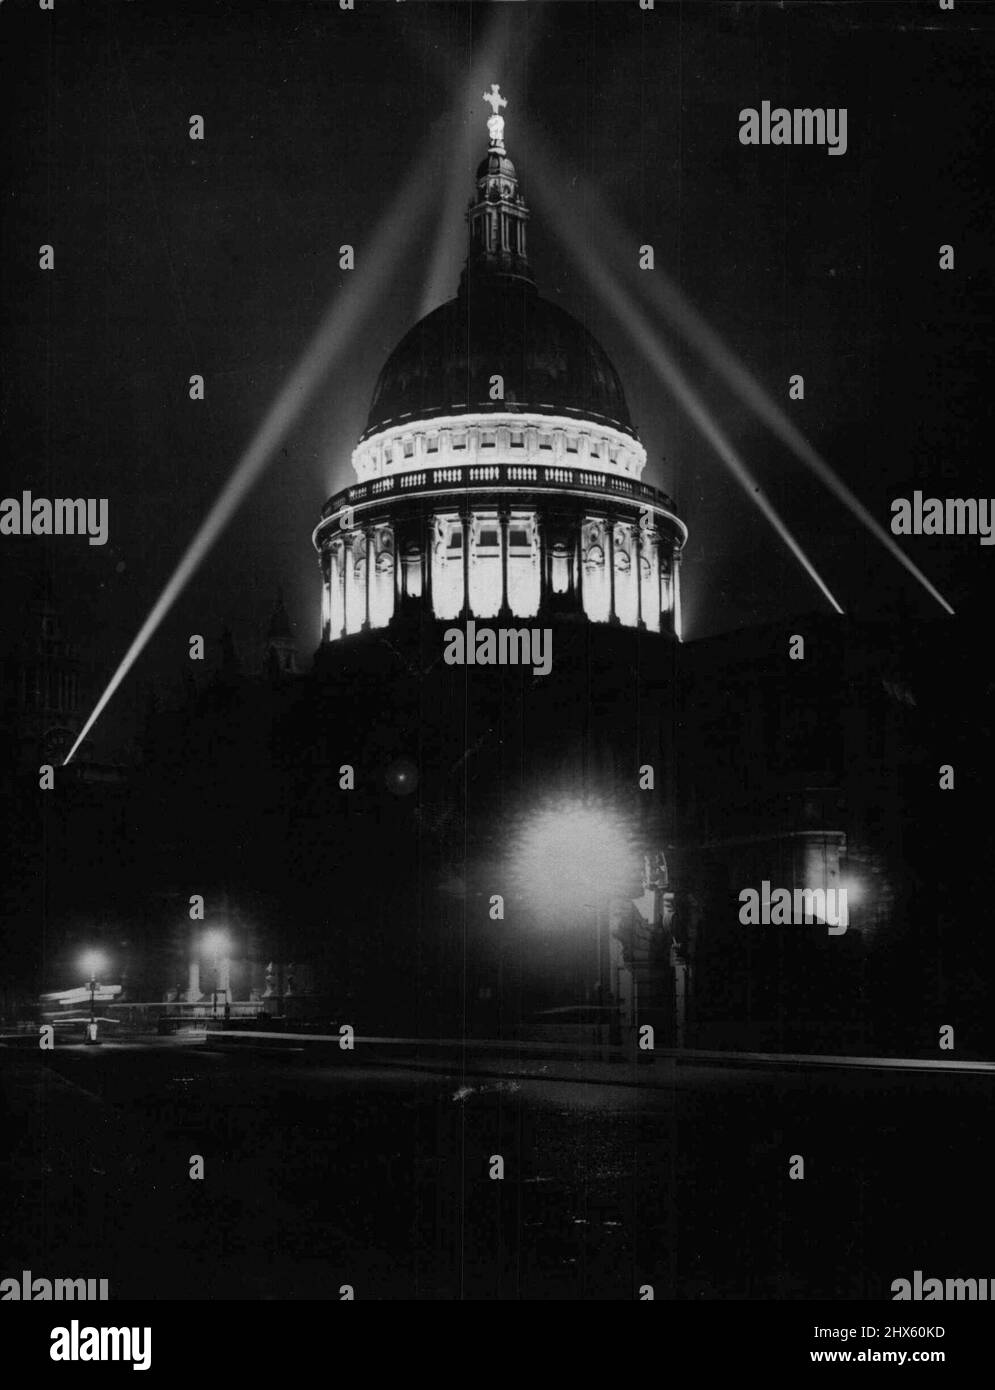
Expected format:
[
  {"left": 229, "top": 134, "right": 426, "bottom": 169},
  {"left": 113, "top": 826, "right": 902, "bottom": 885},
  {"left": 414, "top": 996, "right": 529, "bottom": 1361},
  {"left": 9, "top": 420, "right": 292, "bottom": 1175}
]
[{"left": 483, "top": 84, "right": 507, "bottom": 116}]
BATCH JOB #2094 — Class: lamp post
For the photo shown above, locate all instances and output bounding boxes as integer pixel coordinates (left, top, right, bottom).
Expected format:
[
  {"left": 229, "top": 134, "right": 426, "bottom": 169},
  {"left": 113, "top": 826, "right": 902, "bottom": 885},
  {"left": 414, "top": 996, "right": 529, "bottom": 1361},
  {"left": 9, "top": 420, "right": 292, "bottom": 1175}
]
[
  {"left": 513, "top": 799, "right": 637, "bottom": 1040},
  {"left": 80, "top": 950, "right": 107, "bottom": 1043},
  {"left": 202, "top": 929, "right": 230, "bottom": 1020}
]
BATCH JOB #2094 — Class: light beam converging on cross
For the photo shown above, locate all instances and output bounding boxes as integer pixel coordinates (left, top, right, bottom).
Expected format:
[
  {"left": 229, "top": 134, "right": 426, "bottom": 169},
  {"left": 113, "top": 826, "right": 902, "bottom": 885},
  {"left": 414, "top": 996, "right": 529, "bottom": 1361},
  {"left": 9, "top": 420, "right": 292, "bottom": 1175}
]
[
  {"left": 414, "top": 7, "right": 541, "bottom": 319},
  {"left": 63, "top": 125, "right": 446, "bottom": 768}
]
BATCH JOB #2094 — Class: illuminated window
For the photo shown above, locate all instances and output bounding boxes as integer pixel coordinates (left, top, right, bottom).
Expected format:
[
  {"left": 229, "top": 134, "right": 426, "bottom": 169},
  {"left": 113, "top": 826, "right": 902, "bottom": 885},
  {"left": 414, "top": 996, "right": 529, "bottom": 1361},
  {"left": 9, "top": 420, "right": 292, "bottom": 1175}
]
[
  {"left": 432, "top": 516, "right": 464, "bottom": 620},
  {"left": 511, "top": 431, "right": 524, "bottom": 448},
  {"left": 403, "top": 440, "right": 414, "bottom": 458},
  {"left": 614, "top": 524, "right": 638, "bottom": 627},
  {"left": 566, "top": 436, "right": 578, "bottom": 453},
  {"left": 426, "top": 436, "right": 438, "bottom": 454},
  {"left": 481, "top": 432, "right": 496, "bottom": 448},
  {"left": 453, "top": 434, "right": 467, "bottom": 451},
  {"left": 345, "top": 536, "right": 367, "bottom": 634},
  {"left": 403, "top": 544, "right": 422, "bottom": 598},
  {"left": 370, "top": 530, "right": 395, "bottom": 630},
  {"left": 470, "top": 514, "right": 501, "bottom": 617},
  {"left": 539, "top": 434, "right": 552, "bottom": 450},
  {"left": 384, "top": 446, "right": 393, "bottom": 465},
  {"left": 507, "top": 512, "right": 539, "bottom": 617},
  {"left": 582, "top": 527, "right": 610, "bottom": 623}
]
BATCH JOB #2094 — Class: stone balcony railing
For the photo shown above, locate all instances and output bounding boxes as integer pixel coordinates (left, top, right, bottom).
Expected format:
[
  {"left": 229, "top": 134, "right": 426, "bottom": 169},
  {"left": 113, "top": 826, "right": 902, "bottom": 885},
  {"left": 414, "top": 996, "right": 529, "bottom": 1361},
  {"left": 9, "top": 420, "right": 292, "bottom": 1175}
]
[{"left": 318, "top": 461, "right": 680, "bottom": 530}]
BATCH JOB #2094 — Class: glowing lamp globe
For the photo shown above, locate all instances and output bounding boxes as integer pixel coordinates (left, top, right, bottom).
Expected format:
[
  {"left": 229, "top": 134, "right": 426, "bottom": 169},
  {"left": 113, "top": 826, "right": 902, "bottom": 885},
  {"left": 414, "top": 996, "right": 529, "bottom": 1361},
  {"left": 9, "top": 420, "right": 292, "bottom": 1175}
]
[{"left": 514, "top": 802, "right": 638, "bottom": 919}]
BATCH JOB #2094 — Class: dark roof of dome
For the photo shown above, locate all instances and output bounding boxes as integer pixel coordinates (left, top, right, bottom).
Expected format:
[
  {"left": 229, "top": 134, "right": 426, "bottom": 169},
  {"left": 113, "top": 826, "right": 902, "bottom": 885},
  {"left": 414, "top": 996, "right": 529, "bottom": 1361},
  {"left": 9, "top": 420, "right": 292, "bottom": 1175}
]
[
  {"left": 363, "top": 282, "right": 635, "bottom": 440},
  {"left": 476, "top": 149, "right": 517, "bottom": 181}
]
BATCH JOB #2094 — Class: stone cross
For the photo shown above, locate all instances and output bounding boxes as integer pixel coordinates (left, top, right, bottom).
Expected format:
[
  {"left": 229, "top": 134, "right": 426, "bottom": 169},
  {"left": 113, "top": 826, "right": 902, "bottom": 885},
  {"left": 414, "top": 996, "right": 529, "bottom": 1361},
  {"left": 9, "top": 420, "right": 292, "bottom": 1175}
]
[{"left": 483, "top": 84, "right": 507, "bottom": 116}]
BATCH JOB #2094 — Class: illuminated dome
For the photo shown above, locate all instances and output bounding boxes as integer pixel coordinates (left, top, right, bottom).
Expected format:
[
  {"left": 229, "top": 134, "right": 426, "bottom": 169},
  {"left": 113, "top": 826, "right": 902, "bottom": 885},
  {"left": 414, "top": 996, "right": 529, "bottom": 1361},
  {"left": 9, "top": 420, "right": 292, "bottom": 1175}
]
[
  {"left": 364, "top": 289, "right": 634, "bottom": 440},
  {"left": 314, "top": 86, "right": 687, "bottom": 648}
]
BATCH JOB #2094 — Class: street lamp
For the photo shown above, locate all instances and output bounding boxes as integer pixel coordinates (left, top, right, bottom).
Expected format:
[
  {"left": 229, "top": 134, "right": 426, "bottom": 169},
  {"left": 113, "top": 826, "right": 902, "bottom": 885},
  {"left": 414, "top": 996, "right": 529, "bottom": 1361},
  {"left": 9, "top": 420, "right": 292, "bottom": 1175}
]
[
  {"left": 202, "top": 929, "right": 231, "bottom": 1019},
  {"left": 512, "top": 799, "right": 639, "bottom": 1025},
  {"left": 80, "top": 949, "right": 107, "bottom": 1042}
]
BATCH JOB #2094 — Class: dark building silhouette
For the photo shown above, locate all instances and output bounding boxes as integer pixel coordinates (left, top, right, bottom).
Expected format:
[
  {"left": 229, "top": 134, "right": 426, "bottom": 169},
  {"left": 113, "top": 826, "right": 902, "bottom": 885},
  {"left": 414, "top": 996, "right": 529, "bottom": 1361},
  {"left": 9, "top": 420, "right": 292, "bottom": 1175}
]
[{"left": 7, "top": 94, "right": 993, "bottom": 1060}]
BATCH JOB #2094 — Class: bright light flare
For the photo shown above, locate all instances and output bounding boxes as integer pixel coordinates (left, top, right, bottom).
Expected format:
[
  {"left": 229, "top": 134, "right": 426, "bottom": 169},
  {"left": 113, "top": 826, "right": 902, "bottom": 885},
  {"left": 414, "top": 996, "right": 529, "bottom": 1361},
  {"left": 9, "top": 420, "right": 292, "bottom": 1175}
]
[
  {"left": 64, "top": 124, "right": 447, "bottom": 767},
  {"left": 202, "top": 929, "right": 231, "bottom": 959},
  {"left": 80, "top": 950, "right": 107, "bottom": 980},
  {"left": 513, "top": 802, "right": 639, "bottom": 919},
  {"left": 841, "top": 877, "right": 863, "bottom": 905}
]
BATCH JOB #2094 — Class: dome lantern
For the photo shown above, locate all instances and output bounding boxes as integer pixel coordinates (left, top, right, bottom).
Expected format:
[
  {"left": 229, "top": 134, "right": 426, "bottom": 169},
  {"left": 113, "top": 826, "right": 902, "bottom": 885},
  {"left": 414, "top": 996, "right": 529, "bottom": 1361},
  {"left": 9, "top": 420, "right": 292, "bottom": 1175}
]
[{"left": 461, "top": 85, "right": 535, "bottom": 295}]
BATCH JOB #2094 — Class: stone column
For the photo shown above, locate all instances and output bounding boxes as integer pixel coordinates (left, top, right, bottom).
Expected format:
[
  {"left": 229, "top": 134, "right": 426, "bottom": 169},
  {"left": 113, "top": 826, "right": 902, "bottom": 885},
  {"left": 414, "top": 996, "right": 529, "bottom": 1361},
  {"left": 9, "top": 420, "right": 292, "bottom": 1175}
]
[
  {"left": 536, "top": 513, "right": 549, "bottom": 614},
  {"left": 340, "top": 543, "right": 348, "bottom": 637},
  {"left": 672, "top": 545, "right": 683, "bottom": 640},
  {"left": 320, "top": 554, "right": 331, "bottom": 642},
  {"left": 634, "top": 518, "right": 644, "bottom": 629},
  {"left": 498, "top": 505, "right": 510, "bottom": 619},
  {"left": 460, "top": 508, "right": 472, "bottom": 619},
  {"left": 362, "top": 525, "right": 373, "bottom": 631},
  {"left": 327, "top": 546, "right": 338, "bottom": 638},
  {"left": 394, "top": 524, "right": 404, "bottom": 608},
  {"left": 342, "top": 533, "right": 354, "bottom": 634},
  {"left": 607, "top": 515, "right": 618, "bottom": 624},
  {"left": 575, "top": 519, "right": 585, "bottom": 616},
  {"left": 423, "top": 517, "right": 434, "bottom": 615}
]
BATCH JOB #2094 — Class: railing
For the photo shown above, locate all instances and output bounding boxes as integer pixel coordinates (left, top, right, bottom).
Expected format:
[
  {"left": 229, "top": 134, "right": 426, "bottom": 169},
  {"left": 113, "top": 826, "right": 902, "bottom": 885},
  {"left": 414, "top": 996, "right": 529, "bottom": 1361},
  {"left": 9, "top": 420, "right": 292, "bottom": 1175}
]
[{"left": 326, "top": 463, "right": 678, "bottom": 522}]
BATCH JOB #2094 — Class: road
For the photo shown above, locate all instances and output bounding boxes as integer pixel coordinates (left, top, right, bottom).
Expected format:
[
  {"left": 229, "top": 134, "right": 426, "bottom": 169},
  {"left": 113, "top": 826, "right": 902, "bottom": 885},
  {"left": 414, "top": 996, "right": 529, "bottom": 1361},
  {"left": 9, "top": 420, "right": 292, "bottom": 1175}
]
[{"left": 2, "top": 1039, "right": 993, "bottom": 1300}]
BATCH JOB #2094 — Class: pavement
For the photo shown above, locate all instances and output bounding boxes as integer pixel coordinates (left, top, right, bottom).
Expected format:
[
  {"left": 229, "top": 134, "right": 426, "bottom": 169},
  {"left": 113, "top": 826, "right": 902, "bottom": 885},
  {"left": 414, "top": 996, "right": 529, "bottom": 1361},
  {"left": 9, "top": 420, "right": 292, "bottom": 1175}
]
[{"left": 2, "top": 1037, "right": 994, "bottom": 1300}]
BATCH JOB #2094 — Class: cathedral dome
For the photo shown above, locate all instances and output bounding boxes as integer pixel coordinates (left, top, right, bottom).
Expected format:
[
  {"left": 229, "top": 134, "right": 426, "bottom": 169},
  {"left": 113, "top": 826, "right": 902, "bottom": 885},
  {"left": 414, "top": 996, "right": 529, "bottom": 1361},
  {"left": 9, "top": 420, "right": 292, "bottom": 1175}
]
[
  {"left": 362, "top": 85, "right": 636, "bottom": 442},
  {"left": 316, "top": 87, "right": 686, "bottom": 653},
  {"left": 363, "top": 284, "right": 634, "bottom": 440}
]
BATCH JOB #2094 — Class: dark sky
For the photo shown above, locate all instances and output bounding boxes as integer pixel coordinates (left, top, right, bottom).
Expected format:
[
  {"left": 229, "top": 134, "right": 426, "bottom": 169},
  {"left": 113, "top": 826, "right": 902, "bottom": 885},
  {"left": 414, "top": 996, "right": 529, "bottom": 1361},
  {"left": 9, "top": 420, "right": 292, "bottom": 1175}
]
[{"left": 2, "top": 1, "right": 994, "bottom": 751}]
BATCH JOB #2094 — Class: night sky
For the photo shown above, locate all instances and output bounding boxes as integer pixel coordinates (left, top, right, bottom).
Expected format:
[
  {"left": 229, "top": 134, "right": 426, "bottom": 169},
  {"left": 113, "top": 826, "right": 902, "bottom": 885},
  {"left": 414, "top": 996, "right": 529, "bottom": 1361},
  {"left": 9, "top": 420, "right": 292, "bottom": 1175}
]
[{"left": 2, "top": 0, "right": 993, "bottom": 754}]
